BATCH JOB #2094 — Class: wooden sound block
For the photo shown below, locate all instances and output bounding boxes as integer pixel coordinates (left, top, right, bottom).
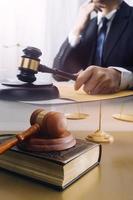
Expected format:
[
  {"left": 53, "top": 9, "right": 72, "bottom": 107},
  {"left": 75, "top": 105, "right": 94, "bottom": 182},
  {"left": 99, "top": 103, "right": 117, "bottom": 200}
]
[
  {"left": 18, "top": 132, "right": 76, "bottom": 152},
  {"left": 0, "top": 81, "right": 59, "bottom": 100},
  {"left": 86, "top": 129, "right": 114, "bottom": 143}
]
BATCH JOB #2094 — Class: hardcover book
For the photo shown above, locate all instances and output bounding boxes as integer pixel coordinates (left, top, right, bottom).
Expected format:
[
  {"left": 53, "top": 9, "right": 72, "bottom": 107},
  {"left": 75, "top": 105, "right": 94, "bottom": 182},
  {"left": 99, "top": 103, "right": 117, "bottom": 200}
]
[{"left": 0, "top": 135, "right": 102, "bottom": 190}]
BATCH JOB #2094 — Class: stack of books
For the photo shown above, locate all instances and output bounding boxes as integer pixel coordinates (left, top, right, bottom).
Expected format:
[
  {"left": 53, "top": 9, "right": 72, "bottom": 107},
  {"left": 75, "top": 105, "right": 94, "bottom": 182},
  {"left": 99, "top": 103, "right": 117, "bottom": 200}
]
[{"left": 0, "top": 135, "right": 101, "bottom": 189}]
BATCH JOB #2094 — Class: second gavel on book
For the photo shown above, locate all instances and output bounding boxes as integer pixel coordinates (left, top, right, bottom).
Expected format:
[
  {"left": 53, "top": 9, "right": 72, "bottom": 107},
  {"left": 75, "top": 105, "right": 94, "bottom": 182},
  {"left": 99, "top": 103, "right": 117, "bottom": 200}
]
[
  {"left": 17, "top": 46, "right": 77, "bottom": 83},
  {"left": 0, "top": 109, "right": 76, "bottom": 154}
]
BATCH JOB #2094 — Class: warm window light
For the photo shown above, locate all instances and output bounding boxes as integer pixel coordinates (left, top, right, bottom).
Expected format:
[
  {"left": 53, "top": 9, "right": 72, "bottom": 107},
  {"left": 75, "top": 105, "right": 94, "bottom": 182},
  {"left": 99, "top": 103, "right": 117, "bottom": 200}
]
[{"left": 0, "top": 0, "right": 47, "bottom": 74}]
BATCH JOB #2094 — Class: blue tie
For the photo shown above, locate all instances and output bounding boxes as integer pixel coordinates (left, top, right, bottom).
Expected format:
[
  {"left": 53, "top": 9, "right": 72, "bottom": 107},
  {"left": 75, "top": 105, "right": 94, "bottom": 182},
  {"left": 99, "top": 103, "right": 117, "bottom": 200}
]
[{"left": 94, "top": 17, "right": 108, "bottom": 66}]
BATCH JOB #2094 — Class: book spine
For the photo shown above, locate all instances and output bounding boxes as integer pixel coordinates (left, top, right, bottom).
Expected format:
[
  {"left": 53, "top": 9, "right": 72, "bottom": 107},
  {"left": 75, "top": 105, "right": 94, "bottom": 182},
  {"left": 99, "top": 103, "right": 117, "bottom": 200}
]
[{"left": 98, "top": 144, "right": 102, "bottom": 163}]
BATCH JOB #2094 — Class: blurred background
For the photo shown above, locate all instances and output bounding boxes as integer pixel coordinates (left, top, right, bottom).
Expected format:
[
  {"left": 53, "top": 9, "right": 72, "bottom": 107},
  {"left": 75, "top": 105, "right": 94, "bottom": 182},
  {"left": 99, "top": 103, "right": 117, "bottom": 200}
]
[{"left": 0, "top": 0, "right": 132, "bottom": 80}]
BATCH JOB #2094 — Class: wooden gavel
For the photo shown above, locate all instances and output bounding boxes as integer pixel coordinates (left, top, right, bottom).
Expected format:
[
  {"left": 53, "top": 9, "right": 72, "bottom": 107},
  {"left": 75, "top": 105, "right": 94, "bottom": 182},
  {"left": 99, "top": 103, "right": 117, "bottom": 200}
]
[
  {"left": 0, "top": 109, "right": 73, "bottom": 154},
  {"left": 17, "top": 46, "right": 77, "bottom": 83}
]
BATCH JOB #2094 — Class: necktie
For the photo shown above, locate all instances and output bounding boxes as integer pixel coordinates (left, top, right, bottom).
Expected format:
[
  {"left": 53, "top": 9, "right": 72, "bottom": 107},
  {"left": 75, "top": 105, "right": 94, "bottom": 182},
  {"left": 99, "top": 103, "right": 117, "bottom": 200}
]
[{"left": 94, "top": 17, "right": 108, "bottom": 66}]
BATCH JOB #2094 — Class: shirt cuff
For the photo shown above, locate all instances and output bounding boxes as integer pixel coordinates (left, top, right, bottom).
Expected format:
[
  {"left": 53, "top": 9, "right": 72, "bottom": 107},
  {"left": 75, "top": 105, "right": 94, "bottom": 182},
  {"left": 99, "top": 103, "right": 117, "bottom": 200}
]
[
  {"left": 68, "top": 31, "right": 82, "bottom": 47},
  {"left": 108, "top": 67, "right": 133, "bottom": 90}
]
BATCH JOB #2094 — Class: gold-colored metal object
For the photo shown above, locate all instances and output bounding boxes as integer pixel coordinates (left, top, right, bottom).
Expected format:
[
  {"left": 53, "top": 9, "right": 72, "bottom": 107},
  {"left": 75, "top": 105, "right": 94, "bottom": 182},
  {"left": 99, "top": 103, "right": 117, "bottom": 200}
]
[
  {"left": 86, "top": 129, "right": 114, "bottom": 143},
  {"left": 20, "top": 57, "right": 39, "bottom": 71},
  {"left": 86, "top": 101, "right": 114, "bottom": 143},
  {"left": 112, "top": 114, "right": 133, "bottom": 122},
  {"left": 112, "top": 100, "right": 133, "bottom": 122},
  {"left": 65, "top": 113, "right": 89, "bottom": 120}
]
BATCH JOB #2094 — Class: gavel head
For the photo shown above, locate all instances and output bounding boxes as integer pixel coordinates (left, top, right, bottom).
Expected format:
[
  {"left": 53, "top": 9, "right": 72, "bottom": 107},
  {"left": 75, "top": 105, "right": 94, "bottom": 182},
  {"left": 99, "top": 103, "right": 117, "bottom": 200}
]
[
  {"left": 30, "top": 109, "right": 68, "bottom": 138},
  {"left": 17, "top": 47, "right": 42, "bottom": 83}
]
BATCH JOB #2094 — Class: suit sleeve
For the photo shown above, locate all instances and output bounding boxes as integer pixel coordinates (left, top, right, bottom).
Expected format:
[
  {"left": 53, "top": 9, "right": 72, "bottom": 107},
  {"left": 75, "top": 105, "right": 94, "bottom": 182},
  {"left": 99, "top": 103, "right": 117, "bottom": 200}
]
[{"left": 52, "top": 37, "right": 86, "bottom": 81}]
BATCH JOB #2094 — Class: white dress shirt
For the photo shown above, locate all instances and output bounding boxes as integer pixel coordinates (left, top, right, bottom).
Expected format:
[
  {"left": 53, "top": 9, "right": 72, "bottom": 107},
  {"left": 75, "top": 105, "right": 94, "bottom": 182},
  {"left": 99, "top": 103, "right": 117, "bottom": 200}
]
[{"left": 68, "top": 10, "right": 133, "bottom": 90}]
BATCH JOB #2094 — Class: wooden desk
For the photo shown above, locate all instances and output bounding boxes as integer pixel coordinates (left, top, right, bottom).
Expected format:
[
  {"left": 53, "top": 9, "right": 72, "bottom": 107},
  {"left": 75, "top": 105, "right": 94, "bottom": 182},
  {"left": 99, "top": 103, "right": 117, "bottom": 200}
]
[{"left": 0, "top": 132, "right": 133, "bottom": 200}]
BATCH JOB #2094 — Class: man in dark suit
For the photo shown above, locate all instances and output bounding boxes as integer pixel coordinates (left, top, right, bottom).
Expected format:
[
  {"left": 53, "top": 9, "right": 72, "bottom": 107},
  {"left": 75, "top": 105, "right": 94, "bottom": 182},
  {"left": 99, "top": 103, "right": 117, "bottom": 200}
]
[{"left": 53, "top": 0, "right": 133, "bottom": 94}]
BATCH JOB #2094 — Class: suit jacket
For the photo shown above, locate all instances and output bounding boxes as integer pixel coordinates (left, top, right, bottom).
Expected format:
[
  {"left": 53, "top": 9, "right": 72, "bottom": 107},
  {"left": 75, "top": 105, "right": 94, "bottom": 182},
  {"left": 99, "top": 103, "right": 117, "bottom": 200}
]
[{"left": 53, "top": 1, "right": 133, "bottom": 80}]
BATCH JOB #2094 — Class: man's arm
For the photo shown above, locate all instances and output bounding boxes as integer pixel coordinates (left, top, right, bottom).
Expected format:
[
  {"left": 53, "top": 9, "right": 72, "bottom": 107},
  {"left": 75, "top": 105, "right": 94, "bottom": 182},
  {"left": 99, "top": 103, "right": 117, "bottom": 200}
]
[
  {"left": 52, "top": 1, "right": 106, "bottom": 81},
  {"left": 52, "top": 38, "right": 83, "bottom": 81}
]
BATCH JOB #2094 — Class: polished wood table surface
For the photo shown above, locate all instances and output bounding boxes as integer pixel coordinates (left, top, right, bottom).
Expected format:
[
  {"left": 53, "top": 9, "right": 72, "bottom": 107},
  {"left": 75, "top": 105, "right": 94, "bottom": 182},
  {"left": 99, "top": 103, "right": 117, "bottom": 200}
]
[{"left": 0, "top": 132, "right": 133, "bottom": 200}]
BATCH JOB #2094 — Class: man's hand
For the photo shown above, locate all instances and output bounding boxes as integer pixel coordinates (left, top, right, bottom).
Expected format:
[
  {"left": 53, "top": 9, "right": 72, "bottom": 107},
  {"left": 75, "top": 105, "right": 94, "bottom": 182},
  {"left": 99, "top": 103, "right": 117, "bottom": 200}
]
[
  {"left": 74, "top": 66, "right": 121, "bottom": 94},
  {"left": 72, "top": 1, "right": 106, "bottom": 36}
]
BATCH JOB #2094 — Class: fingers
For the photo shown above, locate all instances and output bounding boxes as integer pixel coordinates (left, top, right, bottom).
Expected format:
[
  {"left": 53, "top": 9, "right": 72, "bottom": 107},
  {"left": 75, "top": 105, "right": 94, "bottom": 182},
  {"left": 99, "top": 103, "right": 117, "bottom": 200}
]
[
  {"left": 74, "top": 66, "right": 121, "bottom": 95},
  {"left": 79, "top": 1, "right": 106, "bottom": 15},
  {"left": 80, "top": 0, "right": 106, "bottom": 13},
  {"left": 90, "top": 79, "right": 114, "bottom": 94},
  {"left": 94, "top": 3, "right": 106, "bottom": 12},
  {"left": 73, "top": 1, "right": 106, "bottom": 35},
  {"left": 83, "top": 69, "right": 106, "bottom": 94},
  {"left": 74, "top": 69, "right": 83, "bottom": 77},
  {"left": 74, "top": 66, "right": 94, "bottom": 91}
]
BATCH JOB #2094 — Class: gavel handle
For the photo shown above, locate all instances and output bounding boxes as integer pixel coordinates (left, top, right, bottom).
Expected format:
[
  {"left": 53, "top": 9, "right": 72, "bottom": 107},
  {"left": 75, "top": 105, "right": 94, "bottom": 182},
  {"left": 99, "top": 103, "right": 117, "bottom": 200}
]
[
  {"left": 39, "top": 64, "right": 77, "bottom": 81},
  {"left": 0, "top": 124, "right": 40, "bottom": 154}
]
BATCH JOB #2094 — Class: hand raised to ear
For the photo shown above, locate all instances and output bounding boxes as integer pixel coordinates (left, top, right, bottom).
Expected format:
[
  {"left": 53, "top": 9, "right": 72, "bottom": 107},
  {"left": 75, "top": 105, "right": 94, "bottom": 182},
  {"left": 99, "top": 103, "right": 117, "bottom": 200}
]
[
  {"left": 71, "top": 1, "right": 106, "bottom": 35},
  {"left": 74, "top": 66, "right": 121, "bottom": 94}
]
